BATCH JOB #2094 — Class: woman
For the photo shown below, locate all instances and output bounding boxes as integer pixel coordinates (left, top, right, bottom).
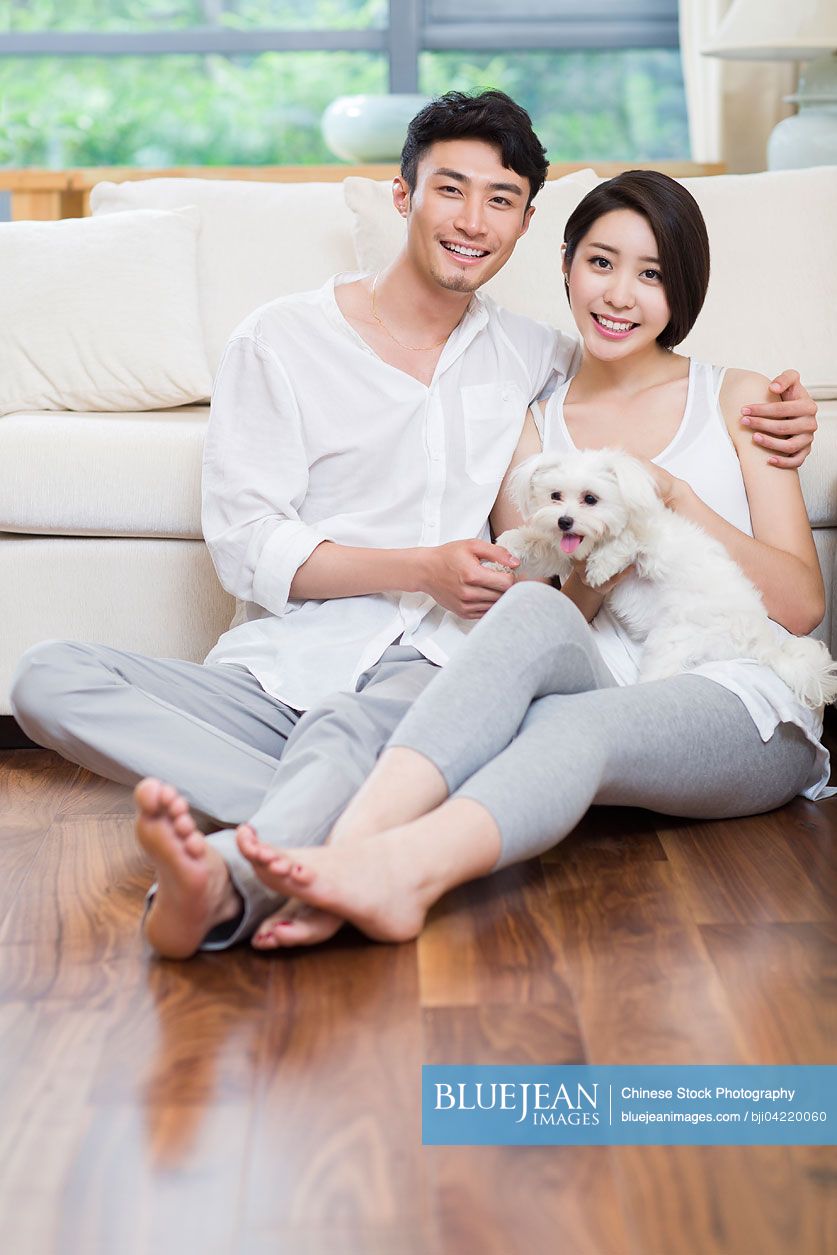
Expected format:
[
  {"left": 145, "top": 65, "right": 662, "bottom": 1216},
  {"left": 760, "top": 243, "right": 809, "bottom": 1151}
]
[{"left": 239, "top": 171, "right": 830, "bottom": 946}]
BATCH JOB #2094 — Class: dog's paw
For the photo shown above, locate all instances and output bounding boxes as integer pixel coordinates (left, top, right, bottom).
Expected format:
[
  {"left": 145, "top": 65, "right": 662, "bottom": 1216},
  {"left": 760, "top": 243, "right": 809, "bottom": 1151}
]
[{"left": 482, "top": 560, "right": 515, "bottom": 573}]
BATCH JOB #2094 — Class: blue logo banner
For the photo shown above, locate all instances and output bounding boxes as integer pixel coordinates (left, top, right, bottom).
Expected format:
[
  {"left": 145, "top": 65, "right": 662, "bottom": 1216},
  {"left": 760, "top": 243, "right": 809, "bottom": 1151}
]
[{"left": 422, "top": 1066, "right": 837, "bottom": 1146}]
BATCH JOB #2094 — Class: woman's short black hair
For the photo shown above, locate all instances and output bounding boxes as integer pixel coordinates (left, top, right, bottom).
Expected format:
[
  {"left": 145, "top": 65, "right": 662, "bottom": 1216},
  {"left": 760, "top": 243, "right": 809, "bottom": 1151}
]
[
  {"left": 563, "top": 170, "right": 711, "bottom": 349},
  {"left": 400, "top": 90, "right": 549, "bottom": 209}
]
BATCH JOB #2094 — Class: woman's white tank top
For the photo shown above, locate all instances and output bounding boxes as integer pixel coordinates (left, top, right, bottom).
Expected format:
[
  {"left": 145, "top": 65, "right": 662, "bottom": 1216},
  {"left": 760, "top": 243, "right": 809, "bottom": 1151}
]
[{"left": 535, "top": 358, "right": 830, "bottom": 800}]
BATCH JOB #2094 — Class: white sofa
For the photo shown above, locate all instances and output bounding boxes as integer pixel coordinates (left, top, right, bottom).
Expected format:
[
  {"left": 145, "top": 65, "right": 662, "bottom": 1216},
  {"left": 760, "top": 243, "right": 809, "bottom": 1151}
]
[{"left": 1, "top": 165, "right": 836, "bottom": 719}]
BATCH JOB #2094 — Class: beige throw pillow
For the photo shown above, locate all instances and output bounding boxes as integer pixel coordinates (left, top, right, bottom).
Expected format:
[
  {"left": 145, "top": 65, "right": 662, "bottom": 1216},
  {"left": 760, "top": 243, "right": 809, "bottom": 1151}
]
[
  {"left": 0, "top": 206, "right": 212, "bottom": 417},
  {"left": 91, "top": 177, "right": 357, "bottom": 373}
]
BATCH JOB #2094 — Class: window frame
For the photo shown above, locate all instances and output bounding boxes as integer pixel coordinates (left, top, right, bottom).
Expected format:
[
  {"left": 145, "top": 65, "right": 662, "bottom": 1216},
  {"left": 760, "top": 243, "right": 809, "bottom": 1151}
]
[{"left": 0, "top": 1, "right": 679, "bottom": 92}]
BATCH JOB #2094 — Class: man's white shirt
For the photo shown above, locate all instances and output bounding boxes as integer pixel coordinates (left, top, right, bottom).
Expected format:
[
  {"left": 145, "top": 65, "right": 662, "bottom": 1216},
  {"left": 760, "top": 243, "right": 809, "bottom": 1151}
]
[{"left": 202, "top": 273, "right": 580, "bottom": 710}]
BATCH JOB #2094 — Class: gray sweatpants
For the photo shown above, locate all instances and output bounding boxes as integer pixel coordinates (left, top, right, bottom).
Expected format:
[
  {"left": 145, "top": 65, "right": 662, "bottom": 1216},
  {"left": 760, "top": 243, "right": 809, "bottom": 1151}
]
[
  {"left": 9, "top": 639, "right": 438, "bottom": 946},
  {"left": 388, "top": 581, "right": 818, "bottom": 868}
]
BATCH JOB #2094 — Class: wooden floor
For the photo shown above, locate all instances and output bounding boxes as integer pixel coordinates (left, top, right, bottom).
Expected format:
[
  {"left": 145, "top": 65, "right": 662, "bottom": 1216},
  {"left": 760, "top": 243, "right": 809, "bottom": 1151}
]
[{"left": 0, "top": 723, "right": 835, "bottom": 1254}]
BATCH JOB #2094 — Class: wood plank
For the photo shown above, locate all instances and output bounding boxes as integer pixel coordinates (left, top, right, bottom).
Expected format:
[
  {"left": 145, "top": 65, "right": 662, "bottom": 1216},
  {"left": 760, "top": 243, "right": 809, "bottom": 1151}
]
[
  {"left": 610, "top": 1144, "right": 836, "bottom": 1255},
  {"left": 543, "top": 858, "right": 747, "bottom": 1063},
  {"left": 422, "top": 1003, "right": 585, "bottom": 1065},
  {"left": 782, "top": 796, "right": 837, "bottom": 919},
  {"left": 238, "top": 940, "right": 435, "bottom": 1247},
  {"left": 659, "top": 805, "right": 834, "bottom": 925},
  {"left": 540, "top": 804, "right": 668, "bottom": 885},
  {"left": 0, "top": 815, "right": 149, "bottom": 956},
  {"left": 417, "top": 859, "right": 571, "bottom": 1007},
  {"left": 420, "top": 1006, "right": 627, "bottom": 1255},
  {"left": 427, "top": 1144, "right": 630, "bottom": 1255},
  {"left": 0, "top": 748, "right": 79, "bottom": 833},
  {"left": 700, "top": 922, "right": 837, "bottom": 1064}
]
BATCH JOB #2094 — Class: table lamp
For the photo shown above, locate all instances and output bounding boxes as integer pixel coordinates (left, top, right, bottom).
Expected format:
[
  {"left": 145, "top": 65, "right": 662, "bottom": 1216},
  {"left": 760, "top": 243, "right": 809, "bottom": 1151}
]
[{"left": 702, "top": 0, "right": 837, "bottom": 169}]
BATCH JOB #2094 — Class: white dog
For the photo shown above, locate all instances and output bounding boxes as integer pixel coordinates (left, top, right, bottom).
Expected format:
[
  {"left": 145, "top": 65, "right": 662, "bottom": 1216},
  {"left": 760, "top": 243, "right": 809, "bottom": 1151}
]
[{"left": 490, "top": 447, "right": 837, "bottom": 709}]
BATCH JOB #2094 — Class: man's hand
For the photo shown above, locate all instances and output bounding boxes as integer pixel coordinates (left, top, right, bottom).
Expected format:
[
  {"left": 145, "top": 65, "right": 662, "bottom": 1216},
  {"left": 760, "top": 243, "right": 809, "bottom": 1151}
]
[
  {"left": 417, "top": 540, "right": 519, "bottom": 619},
  {"left": 740, "top": 369, "right": 818, "bottom": 469}
]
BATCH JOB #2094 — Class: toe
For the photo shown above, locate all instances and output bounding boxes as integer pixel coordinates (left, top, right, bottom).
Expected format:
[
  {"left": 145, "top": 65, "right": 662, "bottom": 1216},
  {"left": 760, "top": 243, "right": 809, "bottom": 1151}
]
[
  {"left": 252, "top": 925, "right": 282, "bottom": 949},
  {"left": 288, "top": 862, "right": 315, "bottom": 887},
  {"left": 173, "top": 813, "right": 195, "bottom": 837},
  {"left": 183, "top": 832, "right": 206, "bottom": 857},
  {"left": 135, "top": 777, "right": 163, "bottom": 812},
  {"left": 235, "top": 824, "right": 260, "bottom": 856},
  {"left": 266, "top": 854, "right": 292, "bottom": 876},
  {"left": 169, "top": 796, "right": 190, "bottom": 818}
]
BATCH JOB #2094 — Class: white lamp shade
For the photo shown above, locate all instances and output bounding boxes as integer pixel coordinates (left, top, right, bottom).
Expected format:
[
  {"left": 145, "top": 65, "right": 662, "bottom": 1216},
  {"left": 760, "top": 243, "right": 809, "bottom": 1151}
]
[{"left": 702, "top": 0, "right": 837, "bottom": 60}]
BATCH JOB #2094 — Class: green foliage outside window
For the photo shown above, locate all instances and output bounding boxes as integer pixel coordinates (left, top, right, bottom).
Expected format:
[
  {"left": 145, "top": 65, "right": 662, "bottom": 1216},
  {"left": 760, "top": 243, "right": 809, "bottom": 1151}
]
[
  {"left": 0, "top": 1, "right": 387, "bottom": 33},
  {"left": 0, "top": 2, "right": 688, "bottom": 167}
]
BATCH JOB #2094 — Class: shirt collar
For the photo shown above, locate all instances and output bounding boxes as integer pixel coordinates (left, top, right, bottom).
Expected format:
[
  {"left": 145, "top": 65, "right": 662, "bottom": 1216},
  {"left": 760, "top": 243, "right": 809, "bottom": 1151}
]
[{"left": 322, "top": 272, "right": 490, "bottom": 360}]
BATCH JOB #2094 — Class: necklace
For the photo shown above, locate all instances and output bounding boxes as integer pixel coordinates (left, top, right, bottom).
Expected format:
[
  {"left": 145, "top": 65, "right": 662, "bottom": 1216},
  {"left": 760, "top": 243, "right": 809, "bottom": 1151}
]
[{"left": 370, "top": 273, "right": 451, "bottom": 352}]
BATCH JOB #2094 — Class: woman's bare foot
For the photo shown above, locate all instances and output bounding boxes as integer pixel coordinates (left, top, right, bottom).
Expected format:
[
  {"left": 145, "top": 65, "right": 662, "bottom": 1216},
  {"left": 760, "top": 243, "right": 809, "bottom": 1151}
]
[
  {"left": 251, "top": 898, "right": 346, "bottom": 949},
  {"left": 236, "top": 824, "right": 344, "bottom": 950},
  {"left": 240, "top": 747, "right": 450, "bottom": 951},
  {"left": 135, "top": 777, "right": 242, "bottom": 959},
  {"left": 238, "top": 828, "right": 435, "bottom": 943}
]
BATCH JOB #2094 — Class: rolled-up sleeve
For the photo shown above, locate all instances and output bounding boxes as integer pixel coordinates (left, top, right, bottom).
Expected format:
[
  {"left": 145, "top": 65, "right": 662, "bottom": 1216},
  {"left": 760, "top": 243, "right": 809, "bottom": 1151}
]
[{"left": 201, "top": 332, "right": 330, "bottom": 617}]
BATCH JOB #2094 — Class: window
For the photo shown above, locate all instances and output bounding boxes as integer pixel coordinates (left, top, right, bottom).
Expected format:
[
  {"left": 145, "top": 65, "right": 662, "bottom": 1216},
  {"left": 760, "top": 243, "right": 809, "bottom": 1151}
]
[{"left": 0, "top": 1, "right": 686, "bottom": 169}]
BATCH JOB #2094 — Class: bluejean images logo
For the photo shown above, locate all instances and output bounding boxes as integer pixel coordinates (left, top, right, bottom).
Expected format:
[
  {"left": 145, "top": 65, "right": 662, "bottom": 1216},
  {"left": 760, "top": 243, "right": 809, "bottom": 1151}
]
[
  {"left": 422, "top": 1066, "right": 837, "bottom": 1146},
  {"left": 434, "top": 1078, "right": 601, "bottom": 1127}
]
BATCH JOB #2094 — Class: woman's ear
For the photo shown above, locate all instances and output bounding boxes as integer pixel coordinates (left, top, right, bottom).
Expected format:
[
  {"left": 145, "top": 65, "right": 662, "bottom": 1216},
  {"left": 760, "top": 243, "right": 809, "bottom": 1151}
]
[{"left": 561, "top": 244, "right": 570, "bottom": 289}]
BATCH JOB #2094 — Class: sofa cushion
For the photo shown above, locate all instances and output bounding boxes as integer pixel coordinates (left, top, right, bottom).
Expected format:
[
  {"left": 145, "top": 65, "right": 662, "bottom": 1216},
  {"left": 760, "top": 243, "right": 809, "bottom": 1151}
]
[
  {"left": 0, "top": 207, "right": 212, "bottom": 417},
  {"left": 90, "top": 177, "right": 357, "bottom": 375},
  {"left": 0, "top": 534, "right": 236, "bottom": 714},
  {"left": 0, "top": 407, "right": 208, "bottom": 538},
  {"left": 345, "top": 168, "right": 600, "bottom": 341},
  {"left": 346, "top": 166, "right": 837, "bottom": 399},
  {"left": 1, "top": 401, "right": 833, "bottom": 542},
  {"left": 678, "top": 167, "right": 837, "bottom": 401},
  {"left": 799, "top": 399, "right": 837, "bottom": 532}
]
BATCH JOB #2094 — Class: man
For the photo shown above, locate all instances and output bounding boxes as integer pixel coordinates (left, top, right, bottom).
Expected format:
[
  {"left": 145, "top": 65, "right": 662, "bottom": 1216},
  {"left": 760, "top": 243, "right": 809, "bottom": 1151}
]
[{"left": 10, "top": 91, "right": 818, "bottom": 958}]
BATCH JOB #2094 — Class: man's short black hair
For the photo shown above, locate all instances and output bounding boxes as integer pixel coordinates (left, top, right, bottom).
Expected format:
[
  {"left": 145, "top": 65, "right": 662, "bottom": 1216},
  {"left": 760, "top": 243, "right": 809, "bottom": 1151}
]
[{"left": 400, "top": 90, "right": 549, "bottom": 209}]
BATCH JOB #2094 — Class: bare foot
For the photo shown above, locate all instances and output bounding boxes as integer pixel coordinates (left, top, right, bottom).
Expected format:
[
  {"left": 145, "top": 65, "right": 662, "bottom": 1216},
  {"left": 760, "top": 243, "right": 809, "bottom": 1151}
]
[
  {"left": 238, "top": 831, "right": 432, "bottom": 943},
  {"left": 236, "top": 823, "right": 344, "bottom": 950},
  {"left": 250, "top": 898, "right": 347, "bottom": 949},
  {"left": 136, "top": 777, "right": 242, "bottom": 959}
]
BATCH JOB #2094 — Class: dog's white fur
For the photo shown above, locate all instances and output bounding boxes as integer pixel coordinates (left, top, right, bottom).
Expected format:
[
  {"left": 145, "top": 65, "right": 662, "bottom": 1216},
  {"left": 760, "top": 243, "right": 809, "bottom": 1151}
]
[{"left": 491, "top": 448, "right": 837, "bottom": 709}]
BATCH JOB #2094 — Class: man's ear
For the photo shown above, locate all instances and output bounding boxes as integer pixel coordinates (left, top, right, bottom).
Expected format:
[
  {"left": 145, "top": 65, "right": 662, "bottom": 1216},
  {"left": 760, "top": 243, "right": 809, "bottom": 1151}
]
[
  {"left": 519, "top": 203, "right": 535, "bottom": 238},
  {"left": 392, "top": 176, "right": 410, "bottom": 219}
]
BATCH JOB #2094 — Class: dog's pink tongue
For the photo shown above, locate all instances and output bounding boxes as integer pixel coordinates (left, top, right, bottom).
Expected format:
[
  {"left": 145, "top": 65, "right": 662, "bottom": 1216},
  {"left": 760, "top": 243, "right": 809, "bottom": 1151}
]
[{"left": 560, "top": 534, "right": 582, "bottom": 554}]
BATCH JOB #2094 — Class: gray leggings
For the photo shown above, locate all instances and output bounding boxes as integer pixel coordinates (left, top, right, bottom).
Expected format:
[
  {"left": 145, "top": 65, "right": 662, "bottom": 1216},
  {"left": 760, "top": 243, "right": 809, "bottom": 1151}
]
[{"left": 388, "top": 582, "right": 818, "bottom": 870}]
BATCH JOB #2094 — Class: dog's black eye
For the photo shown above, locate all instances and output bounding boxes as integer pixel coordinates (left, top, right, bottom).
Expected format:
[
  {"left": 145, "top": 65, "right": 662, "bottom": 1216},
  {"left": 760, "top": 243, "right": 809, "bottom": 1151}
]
[
  {"left": 550, "top": 491, "right": 562, "bottom": 502},
  {"left": 583, "top": 494, "right": 598, "bottom": 506}
]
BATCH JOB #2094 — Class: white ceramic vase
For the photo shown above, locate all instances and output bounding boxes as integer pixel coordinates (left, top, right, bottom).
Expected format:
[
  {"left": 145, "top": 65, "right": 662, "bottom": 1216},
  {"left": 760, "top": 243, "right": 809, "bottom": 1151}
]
[{"left": 322, "top": 94, "right": 432, "bottom": 163}]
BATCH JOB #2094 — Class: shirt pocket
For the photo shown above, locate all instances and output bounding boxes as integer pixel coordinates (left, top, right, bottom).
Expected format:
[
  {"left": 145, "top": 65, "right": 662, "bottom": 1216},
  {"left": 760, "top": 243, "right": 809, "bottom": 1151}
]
[{"left": 460, "top": 382, "right": 527, "bottom": 486}]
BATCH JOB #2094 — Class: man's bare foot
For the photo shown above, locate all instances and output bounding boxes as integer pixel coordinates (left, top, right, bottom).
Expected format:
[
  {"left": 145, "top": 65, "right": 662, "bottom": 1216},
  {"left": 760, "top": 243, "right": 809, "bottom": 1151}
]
[
  {"left": 235, "top": 824, "right": 344, "bottom": 950},
  {"left": 136, "top": 777, "right": 242, "bottom": 959},
  {"left": 238, "top": 830, "right": 432, "bottom": 943}
]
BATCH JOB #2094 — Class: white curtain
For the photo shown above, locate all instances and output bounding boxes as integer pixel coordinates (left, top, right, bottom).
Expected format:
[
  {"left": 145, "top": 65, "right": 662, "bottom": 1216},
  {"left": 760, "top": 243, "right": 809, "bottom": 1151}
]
[{"left": 679, "top": 0, "right": 796, "bottom": 171}]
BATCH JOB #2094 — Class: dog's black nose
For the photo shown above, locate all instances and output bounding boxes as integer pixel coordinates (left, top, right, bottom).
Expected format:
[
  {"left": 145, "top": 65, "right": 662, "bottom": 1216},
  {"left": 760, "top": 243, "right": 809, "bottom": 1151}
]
[{"left": 558, "top": 516, "right": 574, "bottom": 531}]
